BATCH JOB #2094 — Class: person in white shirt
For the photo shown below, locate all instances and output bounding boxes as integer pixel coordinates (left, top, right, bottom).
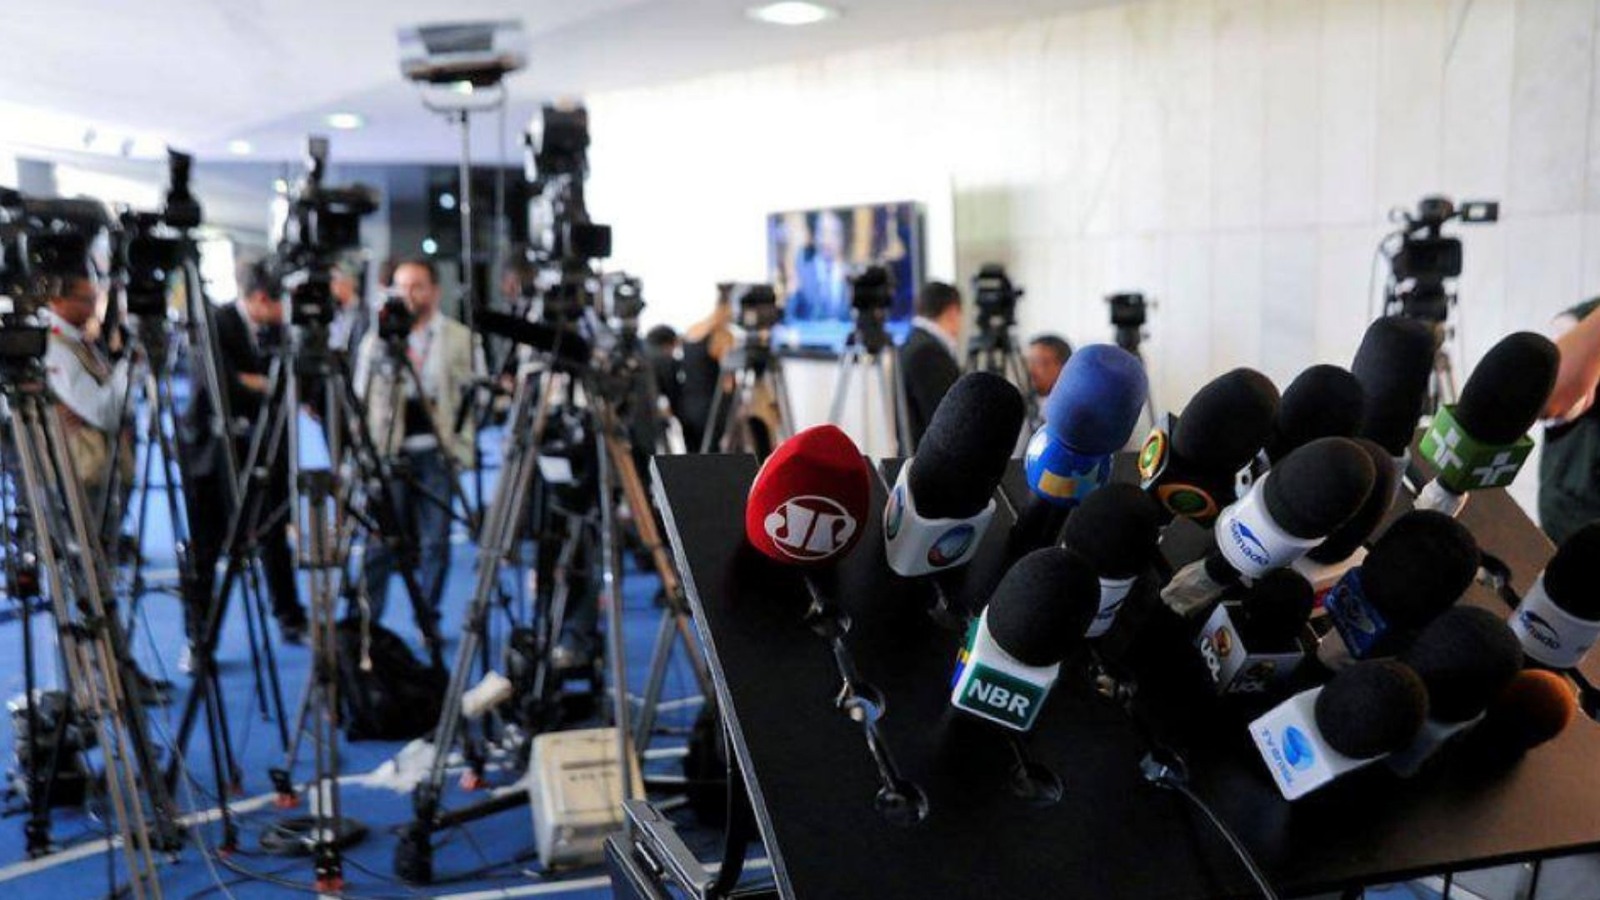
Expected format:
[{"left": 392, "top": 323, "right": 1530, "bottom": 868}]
[
  {"left": 40, "top": 273, "right": 133, "bottom": 535},
  {"left": 899, "top": 281, "right": 964, "bottom": 447},
  {"left": 353, "top": 258, "right": 478, "bottom": 629}
]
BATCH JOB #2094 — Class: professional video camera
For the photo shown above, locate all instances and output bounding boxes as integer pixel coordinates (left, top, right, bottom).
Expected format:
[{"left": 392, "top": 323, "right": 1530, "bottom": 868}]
[
  {"left": 848, "top": 264, "right": 895, "bottom": 350},
  {"left": 377, "top": 292, "right": 415, "bottom": 342},
  {"left": 114, "top": 150, "right": 202, "bottom": 318},
  {"left": 972, "top": 263, "right": 1022, "bottom": 333},
  {"left": 0, "top": 190, "right": 108, "bottom": 364},
  {"left": 1107, "top": 291, "right": 1151, "bottom": 354},
  {"left": 600, "top": 273, "right": 645, "bottom": 335},
  {"left": 273, "top": 136, "right": 379, "bottom": 330},
  {"left": 523, "top": 104, "right": 612, "bottom": 325},
  {"left": 1382, "top": 195, "right": 1498, "bottom": 324},
  {"left": 730, "top": 282, "right": 783, "bottom": 333}
]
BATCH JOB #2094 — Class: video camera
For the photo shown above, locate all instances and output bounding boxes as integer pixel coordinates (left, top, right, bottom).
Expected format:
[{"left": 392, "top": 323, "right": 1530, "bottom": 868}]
[
  {"left": 601, "top": 273, "right": 645, "bottom": 335},
  {"left": 972, "top": 263, "right": 1022, "bottom": 332},
  {"left": 522, "top": 105, "right": 611, "bottom": 324},
  {"left": 273, "top": 136, "right": 379, "bottom": 329},
  {"left": 115, "top": 150, "right": 203, "bottom": 318},
  {"left": 728, "top": 283, "right": 783, "bottom": 333},
  {"left": 0, "top": 190, "right": 109, "bottom": 363},
  {"left": 1383, "top": 195, "right": 1498, "bottom": 323}
]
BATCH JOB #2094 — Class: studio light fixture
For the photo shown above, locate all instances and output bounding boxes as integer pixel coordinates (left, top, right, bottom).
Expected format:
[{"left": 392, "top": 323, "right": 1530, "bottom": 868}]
[
  {"left": 226, "top": 139, "right": 253, "bottom": 155},
  {"left": 747, "top": 1, "right": 839, "bottom": 25},
  {"left": 325, "top": 112, "right": 366, "bottom": 130}
]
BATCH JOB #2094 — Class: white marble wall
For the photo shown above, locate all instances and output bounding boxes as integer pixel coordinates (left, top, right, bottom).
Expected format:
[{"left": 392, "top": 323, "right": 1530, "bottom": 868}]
[{"left": 585, "top": 0, "right": 1600, "bottom": 515}]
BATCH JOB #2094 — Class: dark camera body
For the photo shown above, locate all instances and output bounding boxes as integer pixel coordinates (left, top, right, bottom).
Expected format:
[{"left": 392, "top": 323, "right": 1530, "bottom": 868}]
[
  {"left": 973, "top": 263, "right": 1022, "bottom": 329},
  {"left": 1386, "top": 194, "right": 1498, "bottom": 324},
  {"left": 378, "top": 295, "right": 415, "bottom": 341},
  {"left": 1108, "top": 292, "right": 1148, "bottom": 329},
  {"left": 729, "top": 283, "right": 784, "bottom": 332}
]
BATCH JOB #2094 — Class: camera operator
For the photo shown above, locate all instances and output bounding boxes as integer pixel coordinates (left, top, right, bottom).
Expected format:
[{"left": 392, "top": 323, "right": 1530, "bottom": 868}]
[
  {"left": 328, "top": 253, "right": 369, "bottom": 357},
  {"left": 181, "top": 259, "right": 307, "bottom": 645},
  {"left": 677, "top": 288, "right": 736, "bottom": 453},
  {"left": 39, "top": 272, "right": 134, "bottom": 547},
  {"left": 352, "top": 258, "right": 479, "bottom": 628},
  {"left": 1026, "top": 334, "right": 1073, "bottom": 398},
  {"left": 899, "top": 280, "right": 963, "bottom": 446}
]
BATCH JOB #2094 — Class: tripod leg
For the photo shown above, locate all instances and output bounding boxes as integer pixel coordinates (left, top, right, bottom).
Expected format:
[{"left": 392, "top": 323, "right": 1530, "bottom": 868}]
[
  {"left": 828, "top": 348, "right": 856, "bottom": 426},
  {"left": 592, "top": 399, "right": 638, "bottom": 802}
]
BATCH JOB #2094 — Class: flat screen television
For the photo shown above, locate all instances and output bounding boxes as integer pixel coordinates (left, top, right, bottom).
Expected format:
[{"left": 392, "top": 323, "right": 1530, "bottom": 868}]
[{"left": 766, "top": 201, "right": 924, "bottom": 350}]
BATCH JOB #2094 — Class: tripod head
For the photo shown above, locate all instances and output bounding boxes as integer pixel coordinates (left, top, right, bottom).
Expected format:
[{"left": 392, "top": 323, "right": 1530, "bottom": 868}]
[
  {"left": 846, "top": 265, "right": 895, "bottom": 355},
  {"left": 1107, "top": 292, "right": 1150, "bottom": 356}
]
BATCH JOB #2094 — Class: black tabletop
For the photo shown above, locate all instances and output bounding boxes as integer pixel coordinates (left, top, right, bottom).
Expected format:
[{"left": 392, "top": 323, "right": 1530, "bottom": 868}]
[{"left": 653, "top": 454, "right": 1600, "bottom": 900}]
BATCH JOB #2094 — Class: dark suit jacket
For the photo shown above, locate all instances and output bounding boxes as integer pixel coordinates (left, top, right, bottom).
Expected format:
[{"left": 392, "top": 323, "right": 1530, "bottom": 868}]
[
  {"left": 899, "top": 324, "right": 961, "bottom": 448},
  {"left": 183, "top": 303, "right": 276, "bottom": 478}
]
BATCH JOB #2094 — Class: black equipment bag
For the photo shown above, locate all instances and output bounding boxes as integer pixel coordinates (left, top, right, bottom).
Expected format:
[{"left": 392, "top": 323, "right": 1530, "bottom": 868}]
[{"left": 337, "top": 619, "right": 447, "bottom": 742}]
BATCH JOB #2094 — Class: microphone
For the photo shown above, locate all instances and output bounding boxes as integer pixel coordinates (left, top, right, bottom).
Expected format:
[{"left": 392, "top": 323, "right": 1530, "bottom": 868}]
[
  {"left": 1319, "top": 510, "right": 1480, "bottom": 666},
  {"left": 1508, "top": 521, "right": 1600, "bottom": 668},
  {"left": 1010, "top": 345, "right": 1147, "bottom": 558},
  {"left": 1140, "top": 368, "right": 1278, "bottom": 524},
  {"left": 1415, "top": 332, "right": 1559, "bottom": 515},
  {"left": 951, "top": 548, "right": 1099, "bottom": 731},
  {"left": 1060, "top": 483, "right": 1164, "bottom": 637},
  {"left": 1297, "top": 437, "right": 1399, "bottom": 583},
  {"left": 1387, "top": 606, "right": 1524, "bottom": 775},
  {"left": 745, "top": 424, "right": 871, "bottom": 566},
  {"left": 1023, "top": 344, "right": 1149, "bottom": 507},
  {"left": 1163, "top": 437, "right": 1375, "bottom": 616},
  {"left": 1249, "top": 659, "right": 1428, "bottom": 800},
  {"left": 1351, "top": 316, "right": 1436, "bottom": 479},
  {"left": 1461, "top": 669, "right": 1580, "bottom": 767},
  {"left": 885, "top": 373, "right": 1025, "bottom": 576},
  {"left": 1197, "top": 569, "right": 1315, "bottom": 697},
  {"left": 1264, "top": 365, "right": 1365, "bottom": 463}
]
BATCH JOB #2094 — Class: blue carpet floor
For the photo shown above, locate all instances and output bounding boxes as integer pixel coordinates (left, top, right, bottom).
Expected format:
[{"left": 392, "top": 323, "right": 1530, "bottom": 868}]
[{"left": 0, "top": 421, "right": 721, "bottom": 899}]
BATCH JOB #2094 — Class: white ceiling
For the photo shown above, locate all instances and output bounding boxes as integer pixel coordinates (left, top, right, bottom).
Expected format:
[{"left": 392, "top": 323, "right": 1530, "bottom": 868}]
[{"left": 0, "top": 0, "right": 1116, "bottom": 165}]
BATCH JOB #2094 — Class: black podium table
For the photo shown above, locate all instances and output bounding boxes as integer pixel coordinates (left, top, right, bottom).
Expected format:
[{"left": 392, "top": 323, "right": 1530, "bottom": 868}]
[{"left": 653, "top": 454, "right": 1600, "bottom": 900}]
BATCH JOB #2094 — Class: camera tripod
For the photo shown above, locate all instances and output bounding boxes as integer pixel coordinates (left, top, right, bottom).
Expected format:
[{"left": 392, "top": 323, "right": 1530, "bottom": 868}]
[
  {"left": 700, "top": 337, "right": 795, "bottom": 457},
  {"left": 1114, "top": 326, "right": 1161, "bottom": 431},
  {"left": 966, "top": 323, "right": 1039, "bottom": 432},
  {"left": 396, "top": 343, "right": 713, "bottom": 884},
  {"left": 828, "top": 321, "right": 911, "bottom": 456},
  {"left": 0, "top": 354, "right": 181, "bottom": 899}
]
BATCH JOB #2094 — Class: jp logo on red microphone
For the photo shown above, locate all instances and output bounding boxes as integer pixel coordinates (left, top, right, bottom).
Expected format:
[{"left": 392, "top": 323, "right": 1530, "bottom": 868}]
[{"left": 764, "top": 495, "right": 860, "bottom": 560}]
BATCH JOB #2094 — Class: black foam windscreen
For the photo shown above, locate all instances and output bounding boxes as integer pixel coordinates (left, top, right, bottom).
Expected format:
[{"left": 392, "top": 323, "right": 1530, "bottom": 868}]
[
  {"left": 1266, "top": 365, "right": 1366, "bottom": 462},
  {"left": 1351, "top": 317, "right": 1436, "bottom": 455},
  {"left": 1479, "top": 669, "right": 1579, "bottom": 755},
  {"left": 1305, "top": 438, "right": 1398, "bottom": 564},
  {"left": 1314, "top": 659, "right": 1429, "bottom": 759},
  {"left": 1454, "top": 332, "right": 1559, "bottom": 445},
  {"left": 1401, "top": 606, "right": 1524, "bottom": 724},
  {"left": 986, "top": 547, "right": 1100, "bottom": 667},
  {"left": 1236, "top": 569, "right": 1314, "bottom": 649},
  {"left": 1541, "top": 520, "right": 1600, "bottom": 621},
  {"left": 1059, "top": 483, "right": 1163, "bottom": 580},
  {"left": 910, "top": 372, "right": 1027, "bottom": 519},
  {"left": 1171, "top": 368, "right": 1280, "bottom": 472},
  {"left": 1260, "top": 437, "right": 1375, "bottom": 539},
  {"left": 1360, "top": 510, "right": 1481, "bottom": 629}
]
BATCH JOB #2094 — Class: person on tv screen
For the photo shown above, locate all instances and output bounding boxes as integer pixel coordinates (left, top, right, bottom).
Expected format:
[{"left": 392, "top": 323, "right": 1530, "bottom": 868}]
[{"left": 788, "top": 210, "right": 851, "bottom": 322}]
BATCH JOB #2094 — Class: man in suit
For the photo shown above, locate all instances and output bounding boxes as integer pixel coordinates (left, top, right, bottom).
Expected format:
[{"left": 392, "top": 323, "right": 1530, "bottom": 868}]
[
  {"left": 900, "top": 281, "right": 964, "bottom": 448},
  {"left": 1026, "top": 334, "right": 1073, "bottom": 399},
  {"left": 353, "top": 258, "right": 478, "bottom": 629},
  {"left": 182, "top": 259, "right": 307, "bottom": 645}
]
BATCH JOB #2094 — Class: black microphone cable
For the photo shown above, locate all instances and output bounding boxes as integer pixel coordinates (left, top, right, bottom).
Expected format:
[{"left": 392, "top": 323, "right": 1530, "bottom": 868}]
[{"left": 1138, "top": 748, "right": 1280, "bottom": 900}]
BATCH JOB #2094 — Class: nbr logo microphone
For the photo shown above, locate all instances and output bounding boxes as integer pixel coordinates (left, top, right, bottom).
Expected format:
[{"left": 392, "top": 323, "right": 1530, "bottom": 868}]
[
  {"left": 955, "top": 664, "right": 1045, "bottom": 730},
  {"left": 764, "top": 495, "right": 859, "bottom": 561}
]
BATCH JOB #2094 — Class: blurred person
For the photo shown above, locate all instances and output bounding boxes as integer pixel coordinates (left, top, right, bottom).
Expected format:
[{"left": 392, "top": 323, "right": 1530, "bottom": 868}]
[
  {"left": 899, "top": 281, "right": 964, "bottom": 447},
  {"left": 644, "top": 324, "right": 683, "bottom": 446},
  {"left": 40, "top": 272, "right": 134, "bottom": 546},
  {"left": 328, "top": 254, "right": 368, "bottom": 357},
  {"left": 353, "top": 258, "right": 479, "bottom": 630},
  {"left": 181, "top": 259, "right": 306, "bottom": 644},
  {"left": 677, "top": 288, "right": 737, "bottom": 452},
  {"left": 1540, "top": 296, "right": 1600, "bottom": 543},
  {"left": 1026, "top": 334, "right": 1073, "bottom": 398}
]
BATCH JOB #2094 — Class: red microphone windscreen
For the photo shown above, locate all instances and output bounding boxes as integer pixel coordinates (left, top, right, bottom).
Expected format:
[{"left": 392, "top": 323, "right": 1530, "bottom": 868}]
[{"left": 745, "top": 425, "right": 872, "bottom": 566}]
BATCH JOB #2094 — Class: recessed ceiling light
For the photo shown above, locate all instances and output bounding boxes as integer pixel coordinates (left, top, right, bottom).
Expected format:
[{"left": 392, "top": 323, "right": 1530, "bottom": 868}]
[
  {"left": 325, "top": 112, "right": 366, "bottom": 130},
  {"left": 226, "top": 139, "right": 253, "bottom": 155},
  {"left": 451, "top": 81, "right": 475, "bottom": 95},
  {"left": 747, "top": 1, "right": 838, "bottom": 26},
  {"left": 421, "top": 237, "right": 439, "bottom": 255}
]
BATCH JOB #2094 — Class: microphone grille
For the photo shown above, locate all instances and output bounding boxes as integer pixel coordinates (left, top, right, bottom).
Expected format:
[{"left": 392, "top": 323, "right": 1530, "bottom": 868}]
[
  {"left": 1455, "top": 332, "right": 1558, "bottom": 445},
  {"left": 1305, "top": 438, "right": 1398, "bottom": 564},
  {"left": 910, "top": 372, "right": 1026, "bottom": 520},
  {"left": 1260, "top": 437, "right": 1376, "bottom": 539},
  {"left": 1042, "top": 344, "right": 1150, "bottom": 456},
  {"left": 1314, "top": 659, "right": 1429, "bottom": 759},
  {"left": 1267, "top": 365, "right": 1365, "bottom": 462},
  {"left": 1543, "top": 520, "right": 1600, "bottom": 621},
  {"left": 1482, "top": 669, "right": 1580, "bottom": 753},
  {"left": 1059, "top": 483, "right": 1163, "bottom": 579},
  {"left": 1361, "top": 510, "right": 1480, "bottom": 628},
  {"left": 1171, "top": 368, "right": 1279, "bottom": 471},
  {"left": 1401, "top": 606, "right": 1523, "bottom": 723},
  {"left": 1352, "top": 316, "right": 1436, "bottom": 455},
  {"left": 986, "top": 547, "right": 1100, "bottom": 667},
  {"left": 744, "top": 425, "right": 871, "bottom": 566}
]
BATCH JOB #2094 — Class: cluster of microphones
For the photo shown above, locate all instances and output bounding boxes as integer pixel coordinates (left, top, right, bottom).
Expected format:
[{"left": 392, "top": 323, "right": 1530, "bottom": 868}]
[{"left": 740, "top": 315, "right": 1594, "bottom": 806}]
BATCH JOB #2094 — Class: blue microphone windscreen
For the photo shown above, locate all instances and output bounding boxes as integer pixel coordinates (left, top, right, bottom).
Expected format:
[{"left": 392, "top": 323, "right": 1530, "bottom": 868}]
[{"left": 1042, "top": 344, "right": 1149, "bottom": 456}]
